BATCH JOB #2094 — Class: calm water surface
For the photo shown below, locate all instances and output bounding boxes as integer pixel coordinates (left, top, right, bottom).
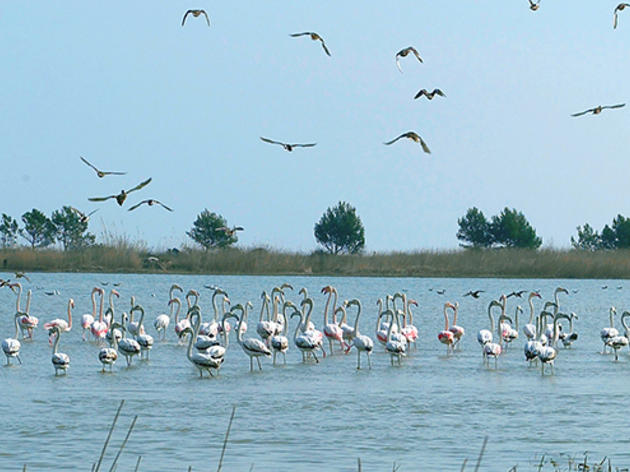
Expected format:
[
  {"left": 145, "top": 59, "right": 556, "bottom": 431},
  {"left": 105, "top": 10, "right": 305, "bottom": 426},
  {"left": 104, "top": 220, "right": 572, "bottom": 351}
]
[{"left": 1, "top": 274, "right": 629, "bottom": 471}]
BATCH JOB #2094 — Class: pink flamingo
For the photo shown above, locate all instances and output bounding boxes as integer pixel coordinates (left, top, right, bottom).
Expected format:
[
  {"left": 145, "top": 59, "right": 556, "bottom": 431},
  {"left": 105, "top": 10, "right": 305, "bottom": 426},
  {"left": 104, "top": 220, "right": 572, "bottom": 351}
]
[
  {"left": 438, "top": 302, "right": 455, "bottom": 354},
  {"left": 484, "top": 312, "right": 512, "bottom": 368},
  {"left": 44, "top": 298, "right": 74, "bottom": 344},
  {"left": 401, "top": 298, "right": 419, "bottom": 349},
  {"left": 322, "top": 286, "right": 345, "bottom": 354},
  {"left": 81, "top": 287, "right": 100, "bottom": 340},
  {"left": 18, "top": 288, "right": 38, "bottom": 339},
  {"left": 90, "top": 288, "right": 108, "bottom": 341},
  {"left": 172, "top": 297, "right": 191, "bottom": 342},
  {"left": 447, "top": 301, "right": 465, "bottom": 349}
]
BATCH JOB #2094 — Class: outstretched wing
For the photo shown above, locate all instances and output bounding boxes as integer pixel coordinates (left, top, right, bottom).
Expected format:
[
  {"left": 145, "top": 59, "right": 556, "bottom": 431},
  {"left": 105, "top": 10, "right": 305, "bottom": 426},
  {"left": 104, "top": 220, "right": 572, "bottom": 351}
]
[
  {"left": 293, "top": 143, "right": 317, "bottom": 148},
  {"left": 87, "top": 209, "right": 99, "bottom": 217},
  {"left": 101, "top": 170, "right": 127, "bottom": 176},
  {"left": 290, "top": 32, "right": 311, "bottom": 37},
  {"left": 201, "top": 10, "right": 210, "bottom": 26},
  {"left": 182, "top": 10, "right": 192, "bottom": 26},
  {"left": 260, "top": 136, "right": 284, "bottom": 146},
  {"left": 414, "top": 89, "right": 428, "bottom": 99},
  {"left": 88, "top": 195, "right": 116, "bottom": 202},
  {"left": 384, "top": 134, "right": 405, "bottom": 145},
  {"left": 155, "top": 200, "right": 173, "bottom": 211},
  {"left": 233, "top": 226, "right": 244, "bottom": 231},
  {"left": 395, "top": 55, "right": 403, "bottom": 73},
  {"left": 126, "top": 178, "right": 152, "bottom": 194},
  {"left": 434, "top": 89, "right": 446, "bottom": 97},
  {"left": 321, "top": 41, "right": 331, "bottom": 57},
  {"left": 419, "top": 137, "right": 431, "bottom": 154},
  {"left": 614, "top": 11, "right": 619, "bottom": 28},
  {"left": 603, "top": 103, "right": 626, "bottom": 110},
  {"left": 80, "top": 156, "right": 100, "bottom": 174},
  {"left": 571, "top": 109, "right": 592, "bottom": 117},
  {"left": 127, "top": 200, "right": 148, "bottom": 212},
  {"left": 410, "top": 47, "right": 423, "bottom": 63}
]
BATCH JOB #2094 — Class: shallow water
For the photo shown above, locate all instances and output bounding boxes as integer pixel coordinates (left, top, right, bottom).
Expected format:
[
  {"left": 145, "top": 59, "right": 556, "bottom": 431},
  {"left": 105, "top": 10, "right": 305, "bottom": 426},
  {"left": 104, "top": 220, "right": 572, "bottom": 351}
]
[{"left": 1, "top": 274, "right": 629, "bottom": 471}]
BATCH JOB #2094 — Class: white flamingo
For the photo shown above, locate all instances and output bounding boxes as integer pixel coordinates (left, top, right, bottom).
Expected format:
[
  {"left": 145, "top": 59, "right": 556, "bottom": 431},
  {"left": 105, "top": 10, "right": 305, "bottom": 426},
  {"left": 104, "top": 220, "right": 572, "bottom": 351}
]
[
  {"left": 2, "top": 313, "right": 22, "bottom": 365},
  {"left": 201, "top": 287, "right": 228, "bottom": 336},
  {"left": 385, "top": 309, "right": 406, "bottom": 365},
  {"left": 502, "top": 305, "right": 521, "bottom": 348},
  {"left": 132, "top": 304, "right": 154, "bottom": 360},
  {"left": 346, "top": 298, "right": 374, "bottom": 370},
  {"left": 98, "top": 320, "right": 119, "bottom": 373},
  {"left": 49, "top": 326, "right": 70, "bottom": 375},
  {"left": 185, "top": 309, "right": 225, "bottom": 377},
  {"left": 270, "top": 310, "right": 289, "bottom": 365},
  {"left": 170, "top": 297, "right": 189, "bottom": 342},
  {"left": 600, "top": 306, "right": 619, "bottom": 354},
  {"left": 256, "top": 291, "right": 275, "bottom": 343},
  {"left": 290, "top": 307, "right": 324, "bottom": 363},
  {"left": 478, "top": 300, "right": 501, "bottom": 349},
  {"left": 538, "top": 313, "right": 569, "bottom": 375},
  {"left": 522, "top": 291, "right": 542, "bottom": 339},
  {"left": 154, "top": 283, "right": 182, "bottom": 340},
  {"left": 81, "top": 287, "right": 100, "bottom": 341},
  {"left": 323, "top": 287, "right": 345, "bottom": 354},
  {"left": 232, "top": 303, "right": 271, "bottom": 371},
  {"left": 558, "top": 313, "right": 579, "bottom": 348},
  {"left": 118, "top": 313, "right": 141, "bottom": 366}
]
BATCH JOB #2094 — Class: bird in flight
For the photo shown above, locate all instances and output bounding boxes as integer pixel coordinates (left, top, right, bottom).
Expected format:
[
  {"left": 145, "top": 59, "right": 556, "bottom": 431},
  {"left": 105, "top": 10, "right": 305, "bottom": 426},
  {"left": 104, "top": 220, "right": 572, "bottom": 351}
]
[
  {"left": 506, "top": 290, "right": 527, "bottom": 298},
  {"left": 88, "top": 178, "right": 152, "bottom": 206},
  {"left": 290, "top": 32, "right": 331, "bottom": 56},
  {"left": 614, "top": 3, "right": 630, "bottom": 28},
  {"left": 260, "top": 137, "right": 316, "bottom": 152},
  {"left": 80, "top": 157, "right": 126, "bottom": 178},
  {"left": 414, "top": 89, "right": 446, "bottom": 100},
  {"left": 69, "top": 207, "right": 98, "bottom": 224},
  {"left": 127, "top": 199, "right": 173, "bottom": 212},
  {"left": 528, "top": 0, "right": 541, "bottom": 11},
  {"left": 571, "top": 104, "right": 625, "bottom": 117},
  {"left": 384, "top": 131, "right": 431, "bottom": 154},
  {"left": 463, "top": 290, "right": 484, "bottom": 298},
  {"left": 217, "top": 226, "right": 244, "bottom": 237},
  {"left": 395, "top": 47, "right": 423, "bottom": 73},
  {"left": 14, "top": 272, "right": 30, "bottom": 282},
  {"left": 182, "top": 9, "right": 210, "bottom": 27}
]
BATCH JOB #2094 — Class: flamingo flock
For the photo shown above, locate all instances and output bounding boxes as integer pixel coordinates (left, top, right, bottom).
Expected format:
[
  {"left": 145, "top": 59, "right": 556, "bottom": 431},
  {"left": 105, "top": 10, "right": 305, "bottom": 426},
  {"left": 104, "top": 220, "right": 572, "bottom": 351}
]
[{"left": 3, "top": 280, "right": 630, "bottom": 377}]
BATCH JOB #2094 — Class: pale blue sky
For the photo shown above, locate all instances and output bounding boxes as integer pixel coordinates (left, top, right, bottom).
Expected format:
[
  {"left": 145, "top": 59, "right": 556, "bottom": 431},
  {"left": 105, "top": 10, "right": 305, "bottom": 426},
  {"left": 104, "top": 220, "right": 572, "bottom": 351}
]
[{"left": 0, "top": 2, "right": 627, "bottom": 251}]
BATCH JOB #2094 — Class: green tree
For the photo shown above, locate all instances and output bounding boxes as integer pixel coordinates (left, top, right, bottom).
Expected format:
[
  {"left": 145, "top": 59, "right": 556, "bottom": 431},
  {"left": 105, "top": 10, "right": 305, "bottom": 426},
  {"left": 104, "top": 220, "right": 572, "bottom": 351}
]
[
  {"left": 51, "top": 206, "right": 96, "bottom": 250},
  {"left": 456, "top": 207, "right": 493, "bottom": 248},
  {"left": 0, "top": 213, "right": 19, "bottom": 248},
  {"left": 20, "top": 208, "right": 56, "bottom": 249},
  {"left": 571, "top": 223, "right": 601, "bottom": 250},
  {"left": 600, "top": 224, "right": 617, "bottom": 249},
  {"left": 186, "top": 210, "right": 236, "bottom": 249},
  {"left": 489, "top": 207, "right": 542, "bottom": 249},
  {"left": 314, "top": 201, "right": 365, "bottom": 254},
  {"left": 611, "top": 214, "right": 630, "bottom": 248}
]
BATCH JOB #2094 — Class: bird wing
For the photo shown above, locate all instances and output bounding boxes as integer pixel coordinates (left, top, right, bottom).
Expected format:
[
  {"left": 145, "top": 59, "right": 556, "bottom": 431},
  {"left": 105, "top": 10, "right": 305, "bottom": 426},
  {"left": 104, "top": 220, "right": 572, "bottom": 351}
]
[
  {"left": 201, "top": 10, "right": 210, "bottom": 26},
  {"left": 80, "top": 156, "right": 101, "bottom": 174},
  {"left": 321, "top": 41, "right": 331, "bottom": 56},
  {"left": 87, "top": 209, "right": 99, "bottom": 217},
  {"left": 604, "top": 103, "right": 626, "bottom": 109},
  {"left": 293, "top": 143, "right": 317, "bottom": 148},
  {"left": 155, "top": 200, "right": 173, "bottom": 211},
  {"left": 395, "top": 55, "right": 403, "bottom": 73},
  {"left": 290, "top": 32, "right": 311, "bottom": 37},
  {"left": 384, "top": 134, "right": 405, "bottom": 145},
  {"left": 182, "top": 10, "right": 192, "bottom": 26},
  {"left": 414, "top": 89, "right": 428, "bottom": 99},
  {"left": 571, "top": 109, "right": 592, "bottom": 117},
  {"left": 419, "top": 138, "right": 431, "bottom": 154},
  {"left": 216, "top": 227, "right": 230, "bottom": 233},
  {"left": 127, "top": 200, "right": 148, "bottom": 212},
  {"left": 614, "top": 11, "right": 619, "bottom": 28},
  {"left": 69, "top": 206, "right": 85, "bottom": 218},
  {"left": 410, "top": 47, "right": 423, "bottom": 63},
  {"left": 126, "top": 177, "right": 152, "bottom": 194},
  {"left": 88, "top": 195, "right": 116, "bottom": 202},
  {"left": 233, "top": 226, "right": 244, "bottom": 231},
  {"left": 260, "top": 136, "right": 283, "bottom": 146},
  {"left": 435, "top": 89, "right": 446, "bottom": 97},
  {"left": 101, "top": 170, "right": 127, "bottom": 176}
]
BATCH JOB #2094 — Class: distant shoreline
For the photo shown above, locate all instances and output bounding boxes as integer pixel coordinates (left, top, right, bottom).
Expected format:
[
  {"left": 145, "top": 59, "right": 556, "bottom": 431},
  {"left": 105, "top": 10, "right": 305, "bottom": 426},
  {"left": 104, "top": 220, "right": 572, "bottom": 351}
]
[{"left": 1, "top": 247, "right": 629, "bottom": 279}]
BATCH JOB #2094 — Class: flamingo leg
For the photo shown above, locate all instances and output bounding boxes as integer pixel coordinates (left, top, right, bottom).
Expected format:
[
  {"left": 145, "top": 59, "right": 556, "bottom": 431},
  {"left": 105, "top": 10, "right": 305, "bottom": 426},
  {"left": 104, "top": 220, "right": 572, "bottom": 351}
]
[
  {"left": 273, "top": 351, "right": 277, "bottom": 365},
  {"left": 328, "top": 339, "right": 334, "bottom": 356},
  {"left": 357, "top": 350, "right": 361, "bottom": 370},
  {"left": 312, "top": 351, "right": 319, "bottom": 363},
  {"left": 256, "top": 356, "right": 262, "bottom": 370}
]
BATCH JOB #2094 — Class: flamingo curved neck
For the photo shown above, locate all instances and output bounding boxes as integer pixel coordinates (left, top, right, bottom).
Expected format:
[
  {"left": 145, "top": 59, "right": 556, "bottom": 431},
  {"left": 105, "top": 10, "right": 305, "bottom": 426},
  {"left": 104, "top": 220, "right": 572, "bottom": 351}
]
[
  {"left": 90, "top": 289, "right": 98, "bottom": 316},
  {"left": 25, "top": 290, "right": 31, "bottom": 315},
  {"left": 172, "top": 298, "right": 181, "bottom": 323},
  {"left": 13, "top": 283, "right": 22, "bottom": 312},
  {"left": 323, "top": 289, "right": 333, "bottom": 325},
  {"left": 291, "top": 311, "right": 304, "bottom": 343},
  {"left": 98, "top": 290, "right": 104, "bottom": 322},
  {"left": 528, "top": 295, "right": 536, "bottom": 324},
  {"left": 351, "top": 302, "right": 362, "bottom": 336},
  {"left": 52, "top": 329, "right": 61, "bottom": 354},
  {"left": 303, "top": 299, "right": 314, "bottom": 330},
  {"left": 443, "top": 304, "right": 450, "bottom": 330},
  {"left": 187, "top": 312, "right": 201, "bottom": 361}
]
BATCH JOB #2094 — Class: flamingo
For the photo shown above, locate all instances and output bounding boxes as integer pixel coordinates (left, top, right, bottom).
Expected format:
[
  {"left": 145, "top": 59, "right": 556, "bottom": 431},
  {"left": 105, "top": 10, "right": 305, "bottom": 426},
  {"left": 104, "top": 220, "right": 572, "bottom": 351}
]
[
  {"left": 154, "top": 283, "right": 182, "bottom": 340},
  {"left": 337, "top": 303, "right": 355, "bottom": 348},
  {"left": 553, "top": 287, "right": 569, "bottom": 313},
  {"left": 608, "top": 333, "right": 628, "bottom": 361},
  {"left": 538, "top": 313, "right": 569, "bottom": 375},
  {"left": 49, "top": 326, "right": 70, "bottom": 375},
  {"left": 345, "top": 298, "right": 374, "bottom": 370},
  {"left": 502, "top": 306, "right": 521, "bottom": 348},
  {"left": 184, "top": 309, "right": 225, "bottom": 377},
  {"left": 201, "top": 287, "right": 228, "bottom": 336},
  {"left": 438, "top": 302, "right": 456, "bottom": 354},
  {"left": 131, "top": 304, "right": 154, "bottom": 360},
  {"left": 90, "top": 288, "right": 108, "bottom": 341},
  {"left": 375, "top": 301, "right": 391, "bottom": 347},
  {"left": 98, "top": 323, "right": 119, "bottom": 372},
  {"left": 231, "top": 303, "right": 271, "bottom": 371},
  {"left": 300, "top": 297, "right": 322, "bottom": 342},
  {"left": 104, "top": 308, "right": 122, "bottom": 346},
  {"left": 600, "top": 307, "right": 619, "bottom": 354},
  {"left": 322, "top": 286, "right": 345, "bottom": 354},
  {"left": 2, "top": 313, "right": 22, "bottom": 365},
  {"left": 17, "top": 287, "right": 38, "bottom": 339},
  {"left": 558, "top": 313, "right": 579, "bottom": 348},
  {"left": 478, "top": 300, "right": 501, "bottom": 350},
  {"left": 621, "top": 311, "right": 630, "bottom": 348},
  {"left": 523, "top": 292, "right": 542, "bottom": 339},
  {"left": 170, "top": 297, "right": 189, "bottom": 342},
  {"left": 483, "top": 313, "right": 511, "bottom": 369},
  {"left": 401, "top": 298, "right": 419, "bottom": 349},
  {"left": 448, "top": 301, "right": 465, "bottom": 349},
  {"left": 43, "top": 298, "right": 74, "bottom": 340},
  {"left": 385, "top": 309, "right": 406, "bottom": 365},
  {"left": 256, "top": 291, "right": 275, "bottom": 343},
  {"left": 270, "top": 310, "right": 289, "bottom": 365},
  {"left": 126, "top": 294, "right": 145, "bottom": 337},
  {"left": 290, "top": 307, "right": 324, "bottom": 363},
  {"left": 118, "top": 313, "right": 141, "bottom": 366},
  {"left": 216, "top": 290, "right": 234, "bottom": 336},
  {"left": 81, "top": 287, "right": 100, "bottom": 340}
]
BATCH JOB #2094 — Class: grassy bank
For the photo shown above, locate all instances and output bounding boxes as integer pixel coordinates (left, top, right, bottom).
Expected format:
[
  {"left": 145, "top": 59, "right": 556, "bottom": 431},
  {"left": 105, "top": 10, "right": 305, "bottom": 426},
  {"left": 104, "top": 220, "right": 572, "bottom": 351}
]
[{"left": 2, "top": 246, "right": 630, "bottom": 278}]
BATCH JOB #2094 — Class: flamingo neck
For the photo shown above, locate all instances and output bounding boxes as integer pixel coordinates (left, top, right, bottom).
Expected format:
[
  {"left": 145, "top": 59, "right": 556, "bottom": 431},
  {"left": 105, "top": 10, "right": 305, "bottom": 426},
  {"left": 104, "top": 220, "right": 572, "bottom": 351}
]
[
  {"left": 98, "top": 291, "right": 104, "bottom": 322},
  {"left": 323, "top": 289, "right": 332, "bottom": 325},
  {"left": 443, "top": 305, "right": 450, "bottom": 331},
  {"left": 14, "top": 283, "right": 22, "bottom": 312},
  {"left": 67, "top": 301, "right": 73, "bottom": 329},
  {"left": 90, "top": 289, "right": 97, "bottom": 316},
  {"left": 52, "top": 330, "right": 61, "bottom": 354},
  {"left": 528, "top": 296, "right": 535, "bottom": 323},
  {"left": 25, "top": 290, "right": 31, "bottom": 315},
  {"left": 352, "top": 303, "right": 362, "bottom": 336}
]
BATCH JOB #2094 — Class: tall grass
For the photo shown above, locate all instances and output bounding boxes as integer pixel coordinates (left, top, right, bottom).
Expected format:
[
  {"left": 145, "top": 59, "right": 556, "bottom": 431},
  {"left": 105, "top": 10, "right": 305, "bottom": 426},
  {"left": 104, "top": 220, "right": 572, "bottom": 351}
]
[{"left": 2, "top": 246, "right": 630, "bottom": 278}]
